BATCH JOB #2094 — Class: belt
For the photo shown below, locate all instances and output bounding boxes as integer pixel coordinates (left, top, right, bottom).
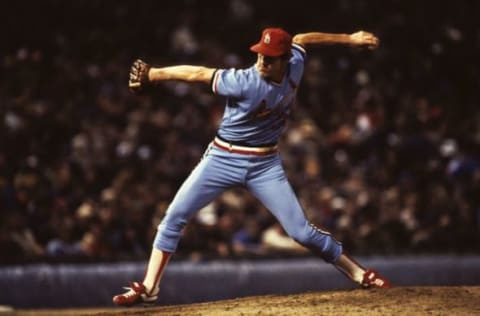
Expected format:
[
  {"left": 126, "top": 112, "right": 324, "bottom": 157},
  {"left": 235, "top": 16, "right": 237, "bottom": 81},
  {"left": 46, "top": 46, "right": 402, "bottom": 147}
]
[{"left": 212, "top": 136, "right": 278, "bottom": 156}]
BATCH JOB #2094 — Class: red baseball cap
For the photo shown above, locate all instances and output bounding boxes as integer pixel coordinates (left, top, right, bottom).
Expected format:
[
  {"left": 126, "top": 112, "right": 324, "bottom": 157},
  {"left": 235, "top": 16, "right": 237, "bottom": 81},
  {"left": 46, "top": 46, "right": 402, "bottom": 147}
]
[{"left": 250, "top": 28, "right": 292, "bottom": 57}]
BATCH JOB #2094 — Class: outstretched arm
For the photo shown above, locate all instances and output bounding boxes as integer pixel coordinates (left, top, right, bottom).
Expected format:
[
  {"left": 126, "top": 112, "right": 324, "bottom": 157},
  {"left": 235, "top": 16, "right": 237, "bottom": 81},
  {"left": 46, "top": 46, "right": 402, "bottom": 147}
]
[
  {"left": 128, "top": 59, "right": 216, "bottom": 94},
  {"left": 148, "top": 65, "right": 216, "bottom": 83},
  {"left": 292, "top": 31, "right": 379, "bottom": 49}
]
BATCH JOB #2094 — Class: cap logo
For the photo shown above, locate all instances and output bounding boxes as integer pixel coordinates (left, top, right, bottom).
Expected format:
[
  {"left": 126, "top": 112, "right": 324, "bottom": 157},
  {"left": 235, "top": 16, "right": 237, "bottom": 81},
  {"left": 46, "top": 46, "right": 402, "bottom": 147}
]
[{"left": 264, "top": 33, "right": 271, "bottom": 44}]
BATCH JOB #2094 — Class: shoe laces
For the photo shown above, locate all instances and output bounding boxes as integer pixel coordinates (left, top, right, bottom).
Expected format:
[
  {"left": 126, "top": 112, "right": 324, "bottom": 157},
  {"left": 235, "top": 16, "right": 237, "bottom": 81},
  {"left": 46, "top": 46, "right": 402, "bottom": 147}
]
[
  {"left": 121, "top": 287, "right": 139, "bottom": 298},
  {"left": 363, "top": 270, "right": 387, "bottom": 288},
  {"left": 370, "top": 277, "right": 385, "bottom": 287}
]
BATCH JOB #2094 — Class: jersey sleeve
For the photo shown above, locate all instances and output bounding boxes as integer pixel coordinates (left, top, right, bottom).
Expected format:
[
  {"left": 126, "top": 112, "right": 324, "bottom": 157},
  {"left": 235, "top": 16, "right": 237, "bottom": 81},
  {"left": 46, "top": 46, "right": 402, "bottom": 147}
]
[
  {"left": 211, "top": 68, "right": 249, "bottom": 98},
  {"left": 291, "top": 43, "right": 306, "bottom": 63},
  {"left": 288, "top": 43, "right": 306, "bottom": 84}
]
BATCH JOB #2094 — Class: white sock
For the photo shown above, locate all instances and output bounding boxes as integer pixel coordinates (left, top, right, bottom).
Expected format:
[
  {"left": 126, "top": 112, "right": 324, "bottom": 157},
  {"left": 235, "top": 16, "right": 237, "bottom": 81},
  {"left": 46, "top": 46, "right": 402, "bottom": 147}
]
[
  {"left": 334, "top": 253, "right": 366, "bottom": 284},
  {"left": 142, "top": 248, "right": 172, "bottom": 295}
]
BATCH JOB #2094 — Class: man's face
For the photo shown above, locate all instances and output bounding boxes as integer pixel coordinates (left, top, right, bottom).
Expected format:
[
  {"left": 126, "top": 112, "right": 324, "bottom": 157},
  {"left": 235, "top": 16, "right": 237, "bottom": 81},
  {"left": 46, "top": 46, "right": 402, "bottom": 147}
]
[{"left": 255, "top": 54, "right": 287, "bottom": 81}]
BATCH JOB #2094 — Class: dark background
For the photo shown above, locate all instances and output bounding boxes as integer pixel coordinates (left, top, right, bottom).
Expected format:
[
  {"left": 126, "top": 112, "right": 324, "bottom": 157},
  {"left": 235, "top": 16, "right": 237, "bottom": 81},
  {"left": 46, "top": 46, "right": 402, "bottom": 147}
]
[{"left": 1, "top": 0, "right": 479, "bottom": 264}]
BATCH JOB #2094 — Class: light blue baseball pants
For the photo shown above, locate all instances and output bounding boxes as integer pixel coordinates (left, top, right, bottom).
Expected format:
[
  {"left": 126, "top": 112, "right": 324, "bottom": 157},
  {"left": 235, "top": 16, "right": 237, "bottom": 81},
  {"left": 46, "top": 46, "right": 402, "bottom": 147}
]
[{"left": 154, "top": 144, "right": 342, "bottom": 263}]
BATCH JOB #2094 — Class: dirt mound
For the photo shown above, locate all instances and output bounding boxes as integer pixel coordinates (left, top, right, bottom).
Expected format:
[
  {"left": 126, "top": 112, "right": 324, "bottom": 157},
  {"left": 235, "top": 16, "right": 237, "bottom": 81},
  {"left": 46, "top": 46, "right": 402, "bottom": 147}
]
[{"left": 14, "top": 286, "right": 480, "bottom": 316}]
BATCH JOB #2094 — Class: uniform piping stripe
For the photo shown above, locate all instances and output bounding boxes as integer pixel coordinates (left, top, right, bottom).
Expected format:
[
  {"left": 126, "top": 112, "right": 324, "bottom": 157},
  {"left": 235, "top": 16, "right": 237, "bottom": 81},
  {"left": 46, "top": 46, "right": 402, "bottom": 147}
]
[
  {"left": 147, "top": 251, "right": 171, "bottom": 296},
  {"left": 309, "top": 222, "right": 342, "bottom": 246},
  {"left": 212, "top": 69, "right": 222, "bottom": 94},
  {"left": 292, "top": 43, "right": 307, "bottom": 56}
]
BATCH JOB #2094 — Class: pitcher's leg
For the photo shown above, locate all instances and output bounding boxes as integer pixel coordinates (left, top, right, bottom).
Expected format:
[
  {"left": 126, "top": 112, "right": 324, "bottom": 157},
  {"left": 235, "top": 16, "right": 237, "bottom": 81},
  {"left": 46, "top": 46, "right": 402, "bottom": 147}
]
[
  {"left": 154, "top": 153, "right": 234, "bottom": 253},
  {"left": 114, "top": 152, "right": 242, "bottom": 307},
  {"left": 246, "top": 159, "right": 390, "bottom": 288},
  {"left": 246, "top": 162, "right": 342, "bottom": 263}
]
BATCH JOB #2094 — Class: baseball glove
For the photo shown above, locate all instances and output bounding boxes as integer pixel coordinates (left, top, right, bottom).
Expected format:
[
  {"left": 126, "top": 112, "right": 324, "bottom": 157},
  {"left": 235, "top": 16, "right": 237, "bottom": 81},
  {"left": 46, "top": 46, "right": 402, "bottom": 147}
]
[{"left": 129, "top": 59, "right": 151, "bottom": 94}]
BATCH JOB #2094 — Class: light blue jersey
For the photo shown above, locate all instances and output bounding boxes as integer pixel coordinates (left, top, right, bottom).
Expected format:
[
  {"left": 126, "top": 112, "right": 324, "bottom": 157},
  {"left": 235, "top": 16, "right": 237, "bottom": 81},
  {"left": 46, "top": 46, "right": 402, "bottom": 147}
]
[{"left": 212, "top": 44, "right": 306, "bottom": 146}]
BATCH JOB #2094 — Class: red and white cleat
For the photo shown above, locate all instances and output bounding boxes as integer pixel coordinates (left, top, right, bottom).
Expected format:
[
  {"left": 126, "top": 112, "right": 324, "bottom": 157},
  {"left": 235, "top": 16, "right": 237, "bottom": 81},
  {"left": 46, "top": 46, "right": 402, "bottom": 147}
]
[
  {"left": 361, "top": 269, "right": 391, "bottom": 289},
  {"left": 112, "top": 282, "right": 158, "bottom": 307}
]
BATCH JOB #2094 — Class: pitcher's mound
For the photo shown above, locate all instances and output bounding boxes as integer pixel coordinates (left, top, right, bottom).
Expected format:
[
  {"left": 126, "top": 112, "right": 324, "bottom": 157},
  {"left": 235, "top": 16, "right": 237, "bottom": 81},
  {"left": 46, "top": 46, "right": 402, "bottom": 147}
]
[{"left": 15, "top": 286, "right": 480, "bottom": 316}]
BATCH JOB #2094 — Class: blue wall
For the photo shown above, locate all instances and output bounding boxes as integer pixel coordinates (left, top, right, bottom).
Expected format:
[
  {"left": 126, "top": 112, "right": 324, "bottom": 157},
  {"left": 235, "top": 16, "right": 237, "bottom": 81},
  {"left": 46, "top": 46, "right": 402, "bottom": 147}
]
[{"left": 1, "top": 256, "right": 479, "bottom": 308}]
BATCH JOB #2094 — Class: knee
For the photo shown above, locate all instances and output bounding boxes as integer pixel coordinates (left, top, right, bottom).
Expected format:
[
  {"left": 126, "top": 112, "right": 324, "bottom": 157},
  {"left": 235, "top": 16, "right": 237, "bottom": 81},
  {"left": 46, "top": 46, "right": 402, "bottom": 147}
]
[
  {"left": 287, "top": 221, "right": 334, "bottom": 246},
  {"left": 154, "top": 214, "right": 189, "bottom": 253},
  {"left": 292, "top": 222, "right": 342, "bottom": 263},
  {"left": 287, "top": 224, "right": 313, "bottom": 245},
  {"left": 157, "top": 212, "right": 188, "bottom": 233}
]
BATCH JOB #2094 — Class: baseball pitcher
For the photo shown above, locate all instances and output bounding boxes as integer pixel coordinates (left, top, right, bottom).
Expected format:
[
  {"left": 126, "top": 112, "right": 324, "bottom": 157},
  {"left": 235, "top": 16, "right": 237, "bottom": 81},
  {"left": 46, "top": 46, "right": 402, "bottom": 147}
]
[{"left": 114, "top": 27, "right": 390, "bottom": 307}]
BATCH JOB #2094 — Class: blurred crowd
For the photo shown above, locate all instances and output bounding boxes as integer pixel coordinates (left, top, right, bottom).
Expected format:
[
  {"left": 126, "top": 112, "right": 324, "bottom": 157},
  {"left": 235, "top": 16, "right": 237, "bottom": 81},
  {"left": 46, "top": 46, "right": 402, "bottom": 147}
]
[{"left": 1, "top": 0, "right": 479, "bottom": 264}]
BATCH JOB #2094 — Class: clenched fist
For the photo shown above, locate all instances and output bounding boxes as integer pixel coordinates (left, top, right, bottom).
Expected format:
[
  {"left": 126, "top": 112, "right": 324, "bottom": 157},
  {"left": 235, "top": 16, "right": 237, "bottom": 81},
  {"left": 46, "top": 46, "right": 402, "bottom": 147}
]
[{"left": 349, "top": 31, "right": 379, "bottom": 49}]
